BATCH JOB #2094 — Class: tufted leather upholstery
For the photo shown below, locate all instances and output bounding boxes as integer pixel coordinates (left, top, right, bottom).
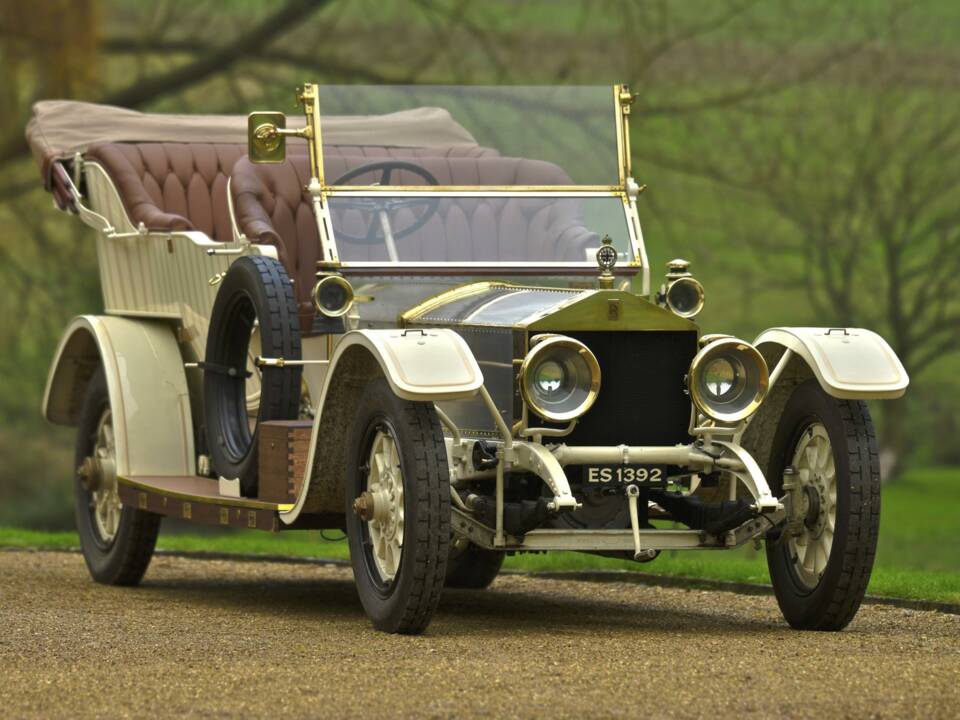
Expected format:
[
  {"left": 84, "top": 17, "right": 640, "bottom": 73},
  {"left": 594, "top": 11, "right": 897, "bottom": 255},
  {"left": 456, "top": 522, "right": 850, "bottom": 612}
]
[
  {"left": 85, "top": 142, "right": 496, "bottom": 245},
  {"left": 85, "top": 142, "right": 248, "bottom": 241},
  {"left": 231, "top": 150, "right": 597, "bottom": 328}
]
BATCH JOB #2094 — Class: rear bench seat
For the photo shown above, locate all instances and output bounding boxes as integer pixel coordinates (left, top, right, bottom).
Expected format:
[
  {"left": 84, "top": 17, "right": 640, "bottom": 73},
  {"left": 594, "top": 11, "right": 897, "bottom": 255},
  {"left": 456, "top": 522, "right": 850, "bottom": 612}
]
[
  {"left": 230, "top": 151, "right": 597, "bottom": 329},
  {"left": 84, "top": 142, "right": 247, "bottom": 241}
]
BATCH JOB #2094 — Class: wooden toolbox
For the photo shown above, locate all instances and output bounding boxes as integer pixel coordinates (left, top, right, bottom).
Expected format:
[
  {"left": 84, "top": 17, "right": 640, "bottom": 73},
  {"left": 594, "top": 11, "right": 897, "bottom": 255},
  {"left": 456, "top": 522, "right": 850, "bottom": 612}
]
[{"left": 258, "top": 420, "right": 313, "bottom": 503}]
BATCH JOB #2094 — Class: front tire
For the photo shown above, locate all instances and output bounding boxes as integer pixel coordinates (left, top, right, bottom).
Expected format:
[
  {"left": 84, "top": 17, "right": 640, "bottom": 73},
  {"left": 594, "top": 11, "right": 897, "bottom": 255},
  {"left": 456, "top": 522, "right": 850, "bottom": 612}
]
[
  {"left": 766, "top": 379, "right": 880, "bottom": 631},
  {"left": 74, "top": 368, "right": 161, "bottom": 586},
  {"left": 344, "top": 378, "right": 450, "bottom": 634}
]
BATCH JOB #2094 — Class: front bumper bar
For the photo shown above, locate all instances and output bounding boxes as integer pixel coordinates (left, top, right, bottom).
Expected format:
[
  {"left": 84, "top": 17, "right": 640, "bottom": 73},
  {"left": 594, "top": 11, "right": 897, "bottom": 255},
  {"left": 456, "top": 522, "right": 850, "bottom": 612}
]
[{"left": 451, "top": 506, "right": 782, "bottom": 552}]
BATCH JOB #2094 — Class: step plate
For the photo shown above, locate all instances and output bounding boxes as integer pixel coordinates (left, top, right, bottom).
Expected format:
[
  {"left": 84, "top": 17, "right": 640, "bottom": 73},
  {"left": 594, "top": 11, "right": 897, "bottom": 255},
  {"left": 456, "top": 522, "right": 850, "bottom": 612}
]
[{"left": 118, "top": 475, "right": 293, "bottom": 531}]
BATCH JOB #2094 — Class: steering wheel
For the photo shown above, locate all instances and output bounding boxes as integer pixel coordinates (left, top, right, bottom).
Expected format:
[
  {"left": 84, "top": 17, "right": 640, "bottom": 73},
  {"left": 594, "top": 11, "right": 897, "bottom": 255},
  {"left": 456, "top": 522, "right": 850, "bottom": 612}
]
[{"left": 330, "top": 161, "right": 440, "bottom": 245}]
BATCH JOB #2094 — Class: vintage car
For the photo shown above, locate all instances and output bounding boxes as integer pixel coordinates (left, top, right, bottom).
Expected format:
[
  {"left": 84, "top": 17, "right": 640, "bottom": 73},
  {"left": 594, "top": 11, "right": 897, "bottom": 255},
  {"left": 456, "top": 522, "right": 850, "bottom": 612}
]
[{"left": 28, "top": 84, "right": 908, "bottom": 634}]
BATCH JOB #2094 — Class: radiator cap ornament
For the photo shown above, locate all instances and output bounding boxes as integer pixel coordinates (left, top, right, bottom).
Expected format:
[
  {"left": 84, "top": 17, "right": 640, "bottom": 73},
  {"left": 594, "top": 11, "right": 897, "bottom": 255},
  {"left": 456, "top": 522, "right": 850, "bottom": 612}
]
[{"left": 596, "top": 234, "right": 617, "bottom": 289}]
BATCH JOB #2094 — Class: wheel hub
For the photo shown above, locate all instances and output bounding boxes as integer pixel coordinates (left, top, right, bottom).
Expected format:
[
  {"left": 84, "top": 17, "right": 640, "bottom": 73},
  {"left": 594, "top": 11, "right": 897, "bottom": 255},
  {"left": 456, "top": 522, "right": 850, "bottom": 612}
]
[{"left": 802, "top": 484, "right": 822, "bottom": 531}]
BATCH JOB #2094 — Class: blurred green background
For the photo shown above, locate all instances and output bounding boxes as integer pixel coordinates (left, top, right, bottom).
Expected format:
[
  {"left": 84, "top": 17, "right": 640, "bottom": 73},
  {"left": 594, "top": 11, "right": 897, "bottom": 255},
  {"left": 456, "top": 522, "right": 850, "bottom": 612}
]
[{"left": 0, "top": 0, "right": 957, "bottom": 594}]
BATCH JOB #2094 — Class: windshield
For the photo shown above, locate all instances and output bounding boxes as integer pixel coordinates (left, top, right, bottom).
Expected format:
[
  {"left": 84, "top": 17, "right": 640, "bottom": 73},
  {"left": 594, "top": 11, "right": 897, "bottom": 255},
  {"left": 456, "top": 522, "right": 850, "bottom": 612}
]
[
  {"left": 327, "top": 194, "right": 634, "bottom": 266},
  {"left": 318, "top": 86, "right": 620, "bottom": 187}
]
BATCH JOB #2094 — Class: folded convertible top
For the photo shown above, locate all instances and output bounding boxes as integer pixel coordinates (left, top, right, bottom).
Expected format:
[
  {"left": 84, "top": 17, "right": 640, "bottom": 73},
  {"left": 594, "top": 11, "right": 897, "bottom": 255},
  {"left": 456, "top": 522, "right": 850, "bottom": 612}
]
[{"left": 25, "top": 100, "right": 479, "bottom": 187}]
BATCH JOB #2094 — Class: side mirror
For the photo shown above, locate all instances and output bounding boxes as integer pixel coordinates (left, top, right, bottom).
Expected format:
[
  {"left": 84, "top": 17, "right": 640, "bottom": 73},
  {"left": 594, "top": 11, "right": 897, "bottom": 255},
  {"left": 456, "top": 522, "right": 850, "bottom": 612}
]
[{"left": 247, "top": 112, "right": 287, "bottom": 163}]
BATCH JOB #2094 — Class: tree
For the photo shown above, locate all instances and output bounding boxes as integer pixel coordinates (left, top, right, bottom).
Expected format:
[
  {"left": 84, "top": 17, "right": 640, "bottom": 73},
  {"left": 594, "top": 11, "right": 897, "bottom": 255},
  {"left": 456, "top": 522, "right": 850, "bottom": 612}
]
[{"left": 636, "top": 4, "right": 960, "bottom": 471}]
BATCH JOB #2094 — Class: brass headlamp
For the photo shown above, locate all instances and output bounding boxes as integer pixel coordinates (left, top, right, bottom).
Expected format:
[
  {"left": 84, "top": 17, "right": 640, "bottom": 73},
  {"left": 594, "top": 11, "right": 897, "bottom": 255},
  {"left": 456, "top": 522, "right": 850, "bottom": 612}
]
[
  {"left": 688, "top": 337, "right": 768, "bottom": 423},
  {"left": 660, "top": 259, "right": 705, "bottom": 319},
  {"left": 520, "top": 335, "right": 601, "bottom": 423},
  {"left": 312, "top": 274, "right": 355, "bottom": 318}
]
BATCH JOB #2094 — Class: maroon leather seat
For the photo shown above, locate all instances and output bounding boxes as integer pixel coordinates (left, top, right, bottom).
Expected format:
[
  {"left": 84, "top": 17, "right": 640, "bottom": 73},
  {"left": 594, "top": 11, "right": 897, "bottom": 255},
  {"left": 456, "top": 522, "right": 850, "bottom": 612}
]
[
  {"left": 85, "top": 142, "right": 248, "bottom": 241},
  {"left": 230, "top": 150, "right": 597, "bottom": 328}
]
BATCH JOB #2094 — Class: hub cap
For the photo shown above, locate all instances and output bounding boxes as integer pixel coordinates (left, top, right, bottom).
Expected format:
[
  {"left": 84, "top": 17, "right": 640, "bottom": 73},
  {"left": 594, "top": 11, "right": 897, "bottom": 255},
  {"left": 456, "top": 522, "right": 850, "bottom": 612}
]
[
  {"left": 364, "top": 430, "right": 404, "bottom": 582},
  {"left": 81, "top": 409, "right": 122, "bottom": 545},
  {"left": 786, "top": 423, "right": 836, "bottom": 588}
]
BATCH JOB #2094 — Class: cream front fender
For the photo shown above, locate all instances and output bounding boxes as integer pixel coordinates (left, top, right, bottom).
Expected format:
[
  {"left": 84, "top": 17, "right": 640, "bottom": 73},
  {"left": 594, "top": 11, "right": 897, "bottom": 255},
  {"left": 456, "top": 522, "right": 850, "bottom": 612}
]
[
  {"left": 279, "top": 328, "right": 483, "bottom": 525},
  {"left": 43, "top": 315, "right": 195, "bottom": 477},
  {"left": 332, "top": 328, "right": 484, "bottom": 401},
  {"left": 755, "top": 327, "right": 908, "bottom": 400}
]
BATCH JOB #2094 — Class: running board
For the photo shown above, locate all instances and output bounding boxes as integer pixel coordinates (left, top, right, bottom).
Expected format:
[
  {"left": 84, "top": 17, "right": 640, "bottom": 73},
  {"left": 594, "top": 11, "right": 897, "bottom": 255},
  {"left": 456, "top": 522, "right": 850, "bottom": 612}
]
[{"left": 117, "top": 475, "right": 293, "bottom": 531}]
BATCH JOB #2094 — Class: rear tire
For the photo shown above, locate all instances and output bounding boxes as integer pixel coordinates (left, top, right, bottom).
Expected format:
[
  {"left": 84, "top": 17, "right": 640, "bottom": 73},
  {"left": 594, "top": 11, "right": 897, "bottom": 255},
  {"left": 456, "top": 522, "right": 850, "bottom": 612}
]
[
  {"left": 766, "top": 379, "right": 880, "bottom": 631},
  {"left": 345, "top": 378, "right": 450, "bottom": 634},
  {"left": 445, "top": 540, "right": 504, "bottom": 589},
  {"left": 74, "top": 368, "right": 161, "bottom": 586}
]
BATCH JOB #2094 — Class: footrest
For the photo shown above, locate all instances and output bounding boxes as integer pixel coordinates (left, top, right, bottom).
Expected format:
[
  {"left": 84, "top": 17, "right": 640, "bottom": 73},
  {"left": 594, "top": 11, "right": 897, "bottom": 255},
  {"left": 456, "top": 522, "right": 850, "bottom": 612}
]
[{"left": 117, "top": 475, "right": 292, "bottom": 531}]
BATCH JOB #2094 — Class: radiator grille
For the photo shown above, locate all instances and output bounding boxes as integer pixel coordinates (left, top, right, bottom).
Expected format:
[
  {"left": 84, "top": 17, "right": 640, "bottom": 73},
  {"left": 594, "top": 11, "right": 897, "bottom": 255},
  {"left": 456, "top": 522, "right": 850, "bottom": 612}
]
[{"left": 561, "top": 331, "right": 697, "bottom": 447}]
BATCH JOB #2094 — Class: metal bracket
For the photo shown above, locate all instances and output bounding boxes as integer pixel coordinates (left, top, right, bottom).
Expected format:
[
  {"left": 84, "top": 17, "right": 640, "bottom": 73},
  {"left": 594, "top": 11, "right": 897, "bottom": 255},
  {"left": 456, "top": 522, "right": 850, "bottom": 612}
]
[
  {"left": 184, "top": 361, "right": 251, "bottom": 379},
  {"left": 511, "top": 441, "right": 579, "bottom": 512},
  {"left": 626, "top": 485, "right": 642, "bottom": 559},
  {"left": 711, "top": 440, "right": 781, "bottom": 513},
  {"left": 254, "top": 356, "right": 328, "bottom": 368},
  {"left": 106, "top": 222, "right": 148, "bottom": 240}
]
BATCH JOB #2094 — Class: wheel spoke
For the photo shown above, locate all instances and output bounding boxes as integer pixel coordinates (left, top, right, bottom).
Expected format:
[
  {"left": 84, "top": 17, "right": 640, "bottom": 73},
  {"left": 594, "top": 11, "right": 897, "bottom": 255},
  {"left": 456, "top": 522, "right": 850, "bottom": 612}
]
[
  {"left": 801, "top": 542, "right": 814, "bottom": 574},
  {"left": 815, "top": 438, "right": 829, "bottom": 471},
  {"left": 103, "top": 421, "right": 115, "bottom": 451},
  {"left": 824, "top": 454, "right": 836, "bottom": 479}
]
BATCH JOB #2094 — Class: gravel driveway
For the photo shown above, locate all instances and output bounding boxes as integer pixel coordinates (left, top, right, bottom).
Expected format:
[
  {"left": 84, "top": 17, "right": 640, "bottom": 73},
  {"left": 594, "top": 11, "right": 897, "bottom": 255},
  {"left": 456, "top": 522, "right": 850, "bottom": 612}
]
[{"left": 1, "top": 550, "right": 957, "bottom": 719}]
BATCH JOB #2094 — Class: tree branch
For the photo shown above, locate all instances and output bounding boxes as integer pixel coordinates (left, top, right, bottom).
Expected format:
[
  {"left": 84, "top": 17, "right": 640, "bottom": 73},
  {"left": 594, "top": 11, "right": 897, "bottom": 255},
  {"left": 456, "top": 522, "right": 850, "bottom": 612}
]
[{"left": 0, "top": 0, "right": 331, "bottom": 169}]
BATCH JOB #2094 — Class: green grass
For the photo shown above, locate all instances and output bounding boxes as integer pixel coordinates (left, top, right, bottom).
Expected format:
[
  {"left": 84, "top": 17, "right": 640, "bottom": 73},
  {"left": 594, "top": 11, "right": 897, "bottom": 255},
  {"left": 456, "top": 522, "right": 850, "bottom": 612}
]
[{"left": 3, "top": 467, "right": 957, "bottom": 604}]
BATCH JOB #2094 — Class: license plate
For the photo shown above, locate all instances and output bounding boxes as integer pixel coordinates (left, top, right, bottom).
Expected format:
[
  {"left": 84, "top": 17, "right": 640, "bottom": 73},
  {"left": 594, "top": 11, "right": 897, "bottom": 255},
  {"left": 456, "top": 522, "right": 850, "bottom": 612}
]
[{"left": 582, "top": 465, "right": 667, "bottom": 486}]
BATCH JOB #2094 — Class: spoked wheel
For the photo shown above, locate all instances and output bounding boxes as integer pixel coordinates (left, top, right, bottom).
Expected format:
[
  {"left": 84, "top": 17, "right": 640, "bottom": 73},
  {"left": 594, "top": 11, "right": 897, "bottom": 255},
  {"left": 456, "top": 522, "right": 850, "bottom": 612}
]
[
  {"left": 345, "top": 378, "right": 450, "bottom": 634},
  {"left": 766, "top": 379, "right": 880, "bottom": 631},
  {"left": 75, "top": 368, "right": 160, "bottom": 585}
]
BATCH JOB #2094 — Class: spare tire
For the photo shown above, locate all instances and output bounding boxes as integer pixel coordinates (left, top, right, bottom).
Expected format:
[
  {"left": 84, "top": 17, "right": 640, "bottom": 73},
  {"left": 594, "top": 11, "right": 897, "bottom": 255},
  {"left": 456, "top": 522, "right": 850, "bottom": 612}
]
[{"left": 204, "top": 256, "right": 301, "bottom": 496}]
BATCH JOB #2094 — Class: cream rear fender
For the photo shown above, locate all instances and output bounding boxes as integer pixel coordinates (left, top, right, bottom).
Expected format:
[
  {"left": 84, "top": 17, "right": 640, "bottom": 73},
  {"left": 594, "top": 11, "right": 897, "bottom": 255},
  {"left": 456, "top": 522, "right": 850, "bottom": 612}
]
[
  {"left": 755, "top": 327, "right": 908, "bottom": 400},
  {"left": 43, "top": 315, "right": 196, "bottom": 477},
  {"left": 280, "top": 328, "right": 483, "bottom": 524}
]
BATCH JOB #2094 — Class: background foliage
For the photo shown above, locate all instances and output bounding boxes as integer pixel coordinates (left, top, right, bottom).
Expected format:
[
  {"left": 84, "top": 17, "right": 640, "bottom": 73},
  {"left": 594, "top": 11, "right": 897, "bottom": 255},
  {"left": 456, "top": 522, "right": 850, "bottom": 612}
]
[{"left": 0, "top": 0, "right": 956, "bottom": 570}]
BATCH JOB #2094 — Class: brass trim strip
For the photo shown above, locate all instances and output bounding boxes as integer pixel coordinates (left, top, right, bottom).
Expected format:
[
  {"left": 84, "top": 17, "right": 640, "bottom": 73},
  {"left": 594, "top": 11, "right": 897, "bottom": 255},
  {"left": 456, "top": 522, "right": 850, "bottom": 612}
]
[
  {"left": 299, "top": 83, "right": 325, "bottom": 188},
  {"left": 400, "top": 281, "right": 513, "bottom": 323},
  {"left": 619, "top": 84, "right": 635, "bottom": 181},
  {"left": 324, "top": 186, "right": 625, "bottom": 195},
  {"left": 614, "top": 84, "right": 626, "bottom": 186},
  {"left": 118, "top": 475, "right": 294, "bottom": 513},
  {"left": 342, "top": 264, "right": 641, "bottom": 277}
]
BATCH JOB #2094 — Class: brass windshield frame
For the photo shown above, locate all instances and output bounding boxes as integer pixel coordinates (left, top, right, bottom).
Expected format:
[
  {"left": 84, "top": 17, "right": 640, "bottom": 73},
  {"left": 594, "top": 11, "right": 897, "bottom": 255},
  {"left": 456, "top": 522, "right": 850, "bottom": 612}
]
[{"left": 296, "top": 84, "right": 641, "bottom": 276}]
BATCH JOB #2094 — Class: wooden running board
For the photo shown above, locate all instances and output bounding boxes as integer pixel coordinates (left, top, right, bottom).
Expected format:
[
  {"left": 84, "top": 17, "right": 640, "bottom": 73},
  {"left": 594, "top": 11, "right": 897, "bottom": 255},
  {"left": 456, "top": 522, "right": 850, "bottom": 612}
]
[{"left": 117, "top": 475, "right": 293, "bottom": 531}]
